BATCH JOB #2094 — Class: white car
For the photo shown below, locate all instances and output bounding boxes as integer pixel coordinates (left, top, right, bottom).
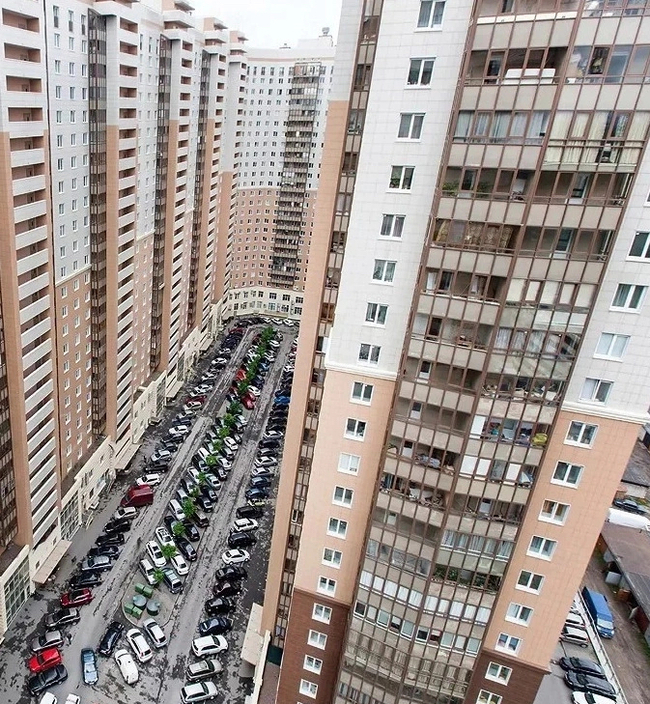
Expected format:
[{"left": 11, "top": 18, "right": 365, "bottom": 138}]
[
  {"left": 235, "top": 414, "right": 248, "bottom": 427},
  {"left": 169, "top": 424, "right": 191, "bottom": 438},
  {"left": 221, "top": 549, "right": 250, "bottom": 565},
  {"left": 115, "top": 648, "right": 139, "bottom": 684},
  {"left": 186, "top": 468, "right": 202, "bottom": 485},
  {"left": 268, "top": 339, "right": 280, "bottom": 348},
  {"left": 145, "top": 540, "right": 166, "bottom": 568},
  {"left": 113, "top": 506, "right": 137, "bottom": 521},
  {"left": 223, "top": 436, "right": 239, "bottom": 452},
  {"left": 283, "top": 319, "right": 296, "bottom": 327},
  {"left": 169, "top": 498, "right": 186, "bottom": 521},
  {"left": 39, "top": 695, "right": 58, "bottom": 704},
  {"left": 155, "top": 526, "right": 175, "bottom": 550},
  {"left": 181, "top": 682, "right": 219, "bottom": 703},
  {"left": 232, "top": 518, "right": 258, "bottom": 533},
  {"left": 191, "top": 635, "right": 229, "bottom": 657},
  {"left": 64, "top": 696, "right": 81, "bottom": 704},
  {"left": 263, "top": 429, "right": 284, "bottom": 441},
  {"left": 150, "top": 449, "right": 172, "bottom": 463},
  {"left": 142, "top": 618, "right": 167, "bottom": 649},
  {"left": 571, "top": 694, "right": 614, "bottom": 704},
  {"left": 136, "top": 473, "right": 162, "bottom": 487},
  {"left": 171, "top": 553, "right": 189, "bottom": 576},
  {"left": 247, "top": 386, "right": 261, "bottom": 398},
  {"left": 126, "top": 628, "right": 153, "bottom": 663}
]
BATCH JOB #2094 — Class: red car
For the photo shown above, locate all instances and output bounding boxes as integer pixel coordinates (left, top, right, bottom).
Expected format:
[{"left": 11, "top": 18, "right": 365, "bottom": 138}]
[
  {"left": 60, "top": 588, "right": 93, "bottom": 608},
  {"left": 242, "top": 395, "right": 256, "bottom": 410},
  {"left": 235, "top": 369, "right": 247, "bottom": 382},
  {"left": 28, "top": 647, "right": 62, "bottom": 673}
]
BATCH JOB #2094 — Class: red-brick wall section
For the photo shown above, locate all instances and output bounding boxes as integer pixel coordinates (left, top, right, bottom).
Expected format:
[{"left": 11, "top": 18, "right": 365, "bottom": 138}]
[{"left": 465, "top": 649, "right": 547, "bottom": 704}]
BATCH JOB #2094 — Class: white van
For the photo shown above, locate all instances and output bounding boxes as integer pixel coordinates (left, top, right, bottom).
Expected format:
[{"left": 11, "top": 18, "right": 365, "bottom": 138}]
[
  {"left": 560, "top": 625, "right": 589, "bottom": 648},
  {"left": 139, "top": 558, "right": 157, "bottom": 586}
]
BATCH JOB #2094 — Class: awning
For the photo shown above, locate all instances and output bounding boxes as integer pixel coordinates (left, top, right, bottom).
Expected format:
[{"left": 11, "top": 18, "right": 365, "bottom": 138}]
[
  {"left": 32, "top": 540, "right": 71, "bottom": 584},
  {"left": 241, "top": 603, "right": 264, "bottom": 666}
]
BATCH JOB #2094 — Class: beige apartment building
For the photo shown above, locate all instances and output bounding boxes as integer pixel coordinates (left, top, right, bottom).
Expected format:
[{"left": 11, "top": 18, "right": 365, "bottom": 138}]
[
  {"left": 263, "top": 1, "right": 650, "bottom": 703},
  {"left": 0, "top": 0, "right": 247, "bottom": 636}
]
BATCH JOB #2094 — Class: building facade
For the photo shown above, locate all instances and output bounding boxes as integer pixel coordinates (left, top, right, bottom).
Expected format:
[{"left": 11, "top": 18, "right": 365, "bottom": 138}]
[
  {"left": 220, "top": 37, "right": 335, "bottom": 321},
  {"left": 0, "top": 0, "right": 246, "bottom": 636},
  {"left": 263, "top": 1, "right": 650, "bottom": 703}
]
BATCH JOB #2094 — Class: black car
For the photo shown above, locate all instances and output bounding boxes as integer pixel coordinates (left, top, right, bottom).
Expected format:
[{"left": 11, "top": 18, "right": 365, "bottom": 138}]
[
  {"left": 198, "top": 616, "right": 233, "bottom": 637},
  {"left": 70, "top": 572, "right": 103, "bottom": 589},
  {"left": 96, "top": 532, "right": 126, "bottom": 546},
  {"left": 161, "top": 439, "right": 182, "bottom": 453},
  {"left": 175, "top": 537, "right": 198, "bottom": 561},
  {"left": 204, "top": 597, "right": 236, "bottom": 616},
  {"left": 564, "top": 672, "right": 616, "bottom": 699},
  {"left": 88, "top": 545, "right": 121, "bottom": 559},
  {"left": 250, "top": 476, "right": 271, "bottom": 489},
  {"left": 236, "top": 505, "right": 263, "bottom": 520},
  {"left": 98, "top": 620, "right": 124, "bottom": 656},
  {"left": 245, "top": 487, "right": 270, "bottom": 501},
  {"left": 103, "top": 517, "right": 131, "bottom": 535},
  {"left": 28, "top": 664, "right": 68, "bottom": 694},
  {"left": 192, "top": 456, "right": 210, "bottom": 472},
  {"left": 259, "top": 439, "right": 281, "bottom": 450},
  {"left": 182, "top": 519, "right": 201, "bottom": 542},
  {"left": 192, "top": 511, "right": 210, "bottom": 528},
  {"left": 195, "top": 494, "right": 214, "bottom": 512},
  {"left": 257, "top": 447, "right": 278, "bottom": 458},
  {"left": 201, "top": 486, "right": 219, "bottom": 504},
  {"left": 213, "top": 581, "right": 243, "bottom": 598},
  {"left": 228, "top": 531, "right": 257, "bottom": 549},
  {"left": 559, "top": 657, "right": 606, "bottom": 679},
  {"left": 612, "top": 498, "right": 646, "bottom": 514},
  {"left": 150, "top": 459, "right": 172, "bottom": 472},
  {"left": 215, "top": 564, "right": 248, "bottom": 582}
]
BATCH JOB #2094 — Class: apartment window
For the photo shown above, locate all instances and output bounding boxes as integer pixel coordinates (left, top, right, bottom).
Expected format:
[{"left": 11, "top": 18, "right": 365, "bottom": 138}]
[
  {"left": 495, "top": 633, "right": 521, "bottom": 655},
  {"left": 478, "top": 691, "right": 503, "bottom": 704},
  {"left": 358, "top": 344, "right": 381, "bottom": 365},
  {"left": 338, "top": 453, "right": 360, "bottom": 475},
  {"left": 612, "top": 283, "right": 646, "bottom": 310},
  {"left": 327, "top": 517, "right": 348, "bottom": 538},
  {"left": 398, "top": 113, "right": 425, "bottom": 139},
  {"left": 528, "top": 535, "right": 557, "bottom": 560},
  {"left": 54, "top": 60, "right": 61, "bottom": 74},
  {"left": 70, "top": 156, "right": 77, "bottom": 168},
  {"left": 566, "top": 421, "right": 598, "bottom": 447},
  {"left": 304, "top": 655, "right": 323, "bottom": 675},
  {"left": 56, "top": 111, "right": 62, "bottom": 124},
  {"left": 629, "top": 231, "right": 650, "bottom": 258},
  {"left": 419, "top": 360, "right": 432, "bottom": 379},
  {"left": 366, "top": 302, "right": 388, "bottom": 325},
  {"left": 352, "top": 382, "right": 373, "bottom": 403},
  {"left": 299, "top": 680, "right": 318, "bottom": 699},
  {"left": 407, "top": 58, "right": 435, "bottom": 85},
  {"left": 312, "top": 604, "right": 332, "bottom": 623},
  {"left": 323, "top": 548, "right": 343, "bottom": 568},
  {"left": 333, "top": 486, "right": 353, "bottom": 507},
  {"left": 380, "top": 214, "right": 405, "bottom": 238},
  {"left": 552, "top": 461, "right": 583, "bottom": 487},
  {"left": 517, "top": 570, "right": 544, "bottom": 593},
  {"left": 345, "top": 418, "right": 366, "bottom": 440},
  {"left": 540, "top": 500, "right": 570, "bottom": 524},
  {"left": 317, "top": 576, "right": 337, "bottom": 595},
  {"left": 506, "top": 602, "right": 533, "bottom": 626},
  {"left": 373, "top": 259, "right": 396, "bottom": 282},
  {"left": 53, "top": 5, "right": 60, "bottom": 27},
  {"left": 389, "top": 166, "right": 414, "bottom": 190},
  {"left": 595, "top": 333, "right": 629, "bottom": 359},
  {"left": 580, "top": 378, "right": 613, "bottom": 403},
  {"left": 485, "top": 663, "right": 512, "bottom": 685},
  {"left": 57, "top": 158, "right": 64, "bottom": 171},
  {"left": 68, "top": 62, "right": 75, "bottom": 76},
  {"left": 418, "top": 0, "right": 446, "bottom": 27}
]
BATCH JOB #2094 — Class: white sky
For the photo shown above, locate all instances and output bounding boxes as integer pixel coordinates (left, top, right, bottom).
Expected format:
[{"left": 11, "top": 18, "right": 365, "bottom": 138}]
[{"left": 190, "top": 0, "right": 343, "bottom": 48}]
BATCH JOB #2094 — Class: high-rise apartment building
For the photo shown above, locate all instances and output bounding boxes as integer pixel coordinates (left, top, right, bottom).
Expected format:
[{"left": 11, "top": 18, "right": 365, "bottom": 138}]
[
  {"left": 220, "top": 36, "right": 335, "bottom": 321},
  {"left": 0, "top": 0, "right": 247, "bottom": 636},
  {"left": 263, "top": 1, "right": 650, "bottom": 703}
]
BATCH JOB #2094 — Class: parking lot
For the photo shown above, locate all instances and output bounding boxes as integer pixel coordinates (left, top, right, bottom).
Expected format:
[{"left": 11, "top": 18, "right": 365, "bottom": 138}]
[{"left": 0, "top": 320, "right": 295, "bottom": 704}]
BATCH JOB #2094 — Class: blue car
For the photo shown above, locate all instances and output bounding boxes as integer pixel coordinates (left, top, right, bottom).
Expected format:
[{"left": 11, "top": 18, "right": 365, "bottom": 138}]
[{"left": 274, "top": 396, "right": 290, "bottom": 406}]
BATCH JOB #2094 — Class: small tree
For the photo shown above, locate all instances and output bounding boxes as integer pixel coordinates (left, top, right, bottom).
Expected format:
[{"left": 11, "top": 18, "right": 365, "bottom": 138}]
[
  {"left": 181, "top": 497, "right": 197, "bottom": 520},
  {"left": 228, "top": 401, "right": 243, "bottom": 417},
  {"left": 197, "top": 471, "right": 207, "bottom": 487},
  {"left": 152, "top": 568, "right": 165, "bottom": 585},
  {"left": 171, "top": 521, "right": 187, "bottom": 539},
  {"left": 160, "top": 543, "right": 177, "bottom": 561},
  {"left": 261, "top": 326, "right": 274, "bottom": 342}
]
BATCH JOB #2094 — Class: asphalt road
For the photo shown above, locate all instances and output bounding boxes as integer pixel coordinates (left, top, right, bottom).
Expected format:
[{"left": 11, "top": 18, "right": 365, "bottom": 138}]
[{"left": 0, "top": 322, "right": 294, "bottom": 704}]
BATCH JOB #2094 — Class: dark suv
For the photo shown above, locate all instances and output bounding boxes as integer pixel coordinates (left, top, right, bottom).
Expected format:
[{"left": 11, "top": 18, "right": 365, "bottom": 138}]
[
  {"left": 98, "top": 620, "right": 125, "bottom": 656},
  {"left": 236, "top": 505, "right": 263, "bottom": 520},
  {"left": 228, "top": 531, "right": 256, "bottom": 549}
]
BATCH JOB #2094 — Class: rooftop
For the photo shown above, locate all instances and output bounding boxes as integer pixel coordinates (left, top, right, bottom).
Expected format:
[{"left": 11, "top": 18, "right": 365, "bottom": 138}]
[{"left": 622, "top": 439, "right": 650, "bottom": 489}]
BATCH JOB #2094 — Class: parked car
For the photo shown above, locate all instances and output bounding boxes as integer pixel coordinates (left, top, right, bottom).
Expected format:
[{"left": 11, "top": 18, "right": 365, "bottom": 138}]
[
  {"left": 81, "top": 648, "right": 98, "bottom": 685},
  {"left": 96, "top": 532, "right": 126, "bottom": 547},
  {"left": 169, "top": 498, "right": 186, "bottom": 521},
  {"left": 195, "top": 495, "right": 214, "bottom": 513},
  {"left": 245, "top": 487, "right": 269, "bottom": 501},
  {"left": 145, "top": 540, "right": 167, "bottom": 568},
  {"left": 228, "top": 531, "right": 256, "bottom": 549},
  {"left": 45, "top": 608, "right": 80, "bottom": 629},
  {"left": 103, "top": 517, "right": 132, "bottom": 535},
  {"left": 570, "top": 693, "right": 614, "bottom": 704},
  {"left": 192, "top": 510, "right": 210, "bottom": 528},
  {"left": 201, "top": 486, "right": 219, "bottom": 504},
  {"left": 139, "top": 559, "right": 158, "bottom": 587},
  {"left": 114, "top": 648, "right": 139, "bottom": 685},
  {"left": 204, "top": 597, "right": 236, "bottom": 616},
  {"left": 186, "top": 658, "right": 223, "bottom": 682},
  {"left": 61, "top": 588, "right": 93, "bottom": 608},
  {"left": 126, "top": 628, "right": 153, "bottom": 663},
  {"left": 169, "top": 424, "right": 191, "bottom": 438},
  {"left": 191, "top": 635, "right": 229, "bottom": 658},
  {"left": 113, "top": 506, "right": 137, "bottom": 521},
  {"left": 251, "top": 467, "right": 274, "bottom": 479},
  {"left": 236, "top": 505, "right": 263, "bottom": 520},
  {"left": 121, "top": 485, "right": 154, "bottom": 508},
  {"left": 155, "top": 526, "right": 175, "bottom": 550},
  {"left": 70, "top": 572, "right": 103, "bottom": 589},
  {"left": 259, "top": 438, "right": 281, "bottom": 450},
  {"left": 171, "top": 553, "right": 190, "bottom": 576},
  {"left": 150, "top": 459, "right": 172, "bottom": 473},
  {"left": 175, "top": 537, "right": 198, "bottom": 561},
  {"left": 150, "top": 449, "right": 172, "bottom": 464},
  {"left": 221, "top": 549, "right": 250, "bottom": 565},
  {"left": 88, "top": 544, "right": 121, "bottom": 560},
  {"left": 215, "top": 564, "right": 247, "bottom": 582},
  {"left": 232, "top": 518, "right": 259, "bottom": 533},
  {"left": 182, "top": 520, "right": 201, "bottom": 542},
  {"left": 612, "top": 498, "right": 646, "bottom": 514},
  {"left": 28, "top": 647, "right": 62, "bottom": 674},
  {"left": 565, "top": 612, "right": 587, "bottom": 631},
  {"left": 198, "top": 616, "right": 233, "bottom": 636},
  {"left": 142, "top": 618, "right": 167, "bottom": 649},
  {"left": 254, "top": 456, "right": 278, "bottom": 469},
  {"left": 161, "top": 565, "right": 183, "bottom": 594},
  {"left": 136, "top": 473, "right": 162, "bottom": 487},
  {"left": 249, "top": 476, "right": 271, "bottom": 490},
  {"left": 212, "top": 581, "right": 243, "bottom": 599},
  {"left": 174, "top": 412, "right": 194, "bottom": 424},
  {"left": 273, "top": 396, "right": 290, "bottom": 407},
  {"left": 559, "top": 657, "right": 606, "bottom": 679},
  {"left": 560, "top": 625, "right": 589, "bottom": 647},
  {"left": 564, "top": 672, "right": 616, "bottom": 699},
  {"left": 31, "top": 631, "right": 63, "bottom": 654},
  {"left": 98, "top": 621, "right": 124, "bottom": 657},
  {"left": 27, "top": 664, "right": 68, "bottom": 695},
  {"left": 80, "top": 555, "right": 113, "bottom": 573},
  {"left": 181, "top": 681, "right": 219, "bottom": 703},
  {"left": 242, "top": 396, "right": 255, "bottom": 410}
]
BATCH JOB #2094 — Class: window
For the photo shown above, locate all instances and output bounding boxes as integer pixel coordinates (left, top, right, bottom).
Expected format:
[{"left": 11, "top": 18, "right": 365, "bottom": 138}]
[
  {"left": 595, "top": 333, "right": 629, "bottom": 359},
  {"left": 352, "top": 382, "right": 373, "bottom": 403},
  {"left": 552, "top": 461, "right": 583, "bottom": 487},
  {"left": 629, "top": 231, "right": 650, "bottom": 258},
  {"left": 304, "top": 655, "right": 323, "bottom": 674},
  {"left": 478, "top": 691, "right": 503, "bottom": 704},
  {"left": 54, "top": 60, "right": 61, "bottom": 74},
  {"left": 407, "top": 58, "right": 435, "bottom": 85},
  {"left": 338, "top": 453, "right": 360, "bottom": 475},
  {"left": 317, "top": 576, "right": 337, "bottom": 594},
  {"left": 358, "top": 344, "right": 381, "bottom": 365},
  {"left": 612, "top": 283, "right": 646, "bottom": 310},
  {"left": 495, "top": 633, "right": 521, "bottom": 654},
  {"left": 419, "top": 360, "right": 432, "bottom": 379},
  {"left": 485, "top": 662, "right": 512, "bottom": 685},
  {"left": 323, "top": 548, "right": 343, "bottom": 568},
  {"left": 345, "top": 418, "right": 366, "bottom": 440},
  {"left": 299, "top": 679, "right": 318, "bottom": 699},
  {"left": 418, "top": 0, "right": 446, "bottom": 27},
  {"left": 517, "top": 570, "right": 544, "bottom": 593},
  {"left": 373, "top": 259, "right": 396, "bottom": 282},
  {"left": 389, "top": 166, "right": 414, "bottom": 190},
  {"left": 506, "top": 602, "right": 533, "bottom": 626},
  {"left": 366, "top": 302, "right": 388, "bottom": 325},
  {"left": 313, "top": 603, "right": 332, "bottom": 623},
  {"left": 566, "top": 421, "right": 598, "bottom": 447},
  {"left": 333, "top": 486, "right": 354, "bottom": 507},
  {"left": 540, "top": 500, "right": 570, "bottom": 524},
  {"left": 381, "top": 214, "right": 405, "bottom": 238},
  {"left": 580, "top": 378, "right": 613, "bottom": 403},
  {"left": 328, "top": 517, "right": 348, "bottom": 538},
  {"left": 527, "top": 535, "right": 557, "bottom": 560},
  {"left": 398, "top": 113, "right": 425, "bottom": 139}
]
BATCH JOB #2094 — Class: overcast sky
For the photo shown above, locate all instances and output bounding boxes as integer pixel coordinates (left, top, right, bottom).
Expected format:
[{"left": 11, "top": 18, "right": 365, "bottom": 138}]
[{"left": 191, "top": 0, "right": 343, "bottom": 48}]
